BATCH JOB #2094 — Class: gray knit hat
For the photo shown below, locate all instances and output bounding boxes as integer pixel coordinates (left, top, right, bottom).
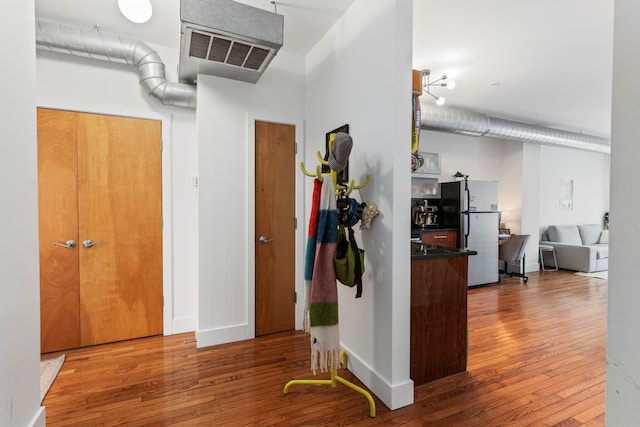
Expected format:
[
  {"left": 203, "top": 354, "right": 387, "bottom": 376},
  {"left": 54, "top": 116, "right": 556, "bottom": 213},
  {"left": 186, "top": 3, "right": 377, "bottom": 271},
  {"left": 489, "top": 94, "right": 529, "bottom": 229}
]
[{"left": 328, "top": 132, "right": 353, "bottom": 173}]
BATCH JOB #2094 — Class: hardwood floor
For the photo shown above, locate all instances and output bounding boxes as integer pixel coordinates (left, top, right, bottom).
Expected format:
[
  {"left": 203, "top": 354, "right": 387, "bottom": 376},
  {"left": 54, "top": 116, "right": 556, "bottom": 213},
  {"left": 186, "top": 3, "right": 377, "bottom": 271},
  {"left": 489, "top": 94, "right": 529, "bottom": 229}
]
[{"left": 42, "top": 270, "right": 607, "bottom": 426}]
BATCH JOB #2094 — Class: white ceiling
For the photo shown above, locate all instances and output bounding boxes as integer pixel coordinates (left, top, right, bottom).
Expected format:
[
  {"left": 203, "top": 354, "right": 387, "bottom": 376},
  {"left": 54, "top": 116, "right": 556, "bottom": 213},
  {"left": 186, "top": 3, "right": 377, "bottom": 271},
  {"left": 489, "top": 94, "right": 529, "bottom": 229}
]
[
  {"left": 34, "top": 0, "right": 614, "bottom": 138},
  {"left": 414, "top": 0, "right": 614, "bottom": 139}
]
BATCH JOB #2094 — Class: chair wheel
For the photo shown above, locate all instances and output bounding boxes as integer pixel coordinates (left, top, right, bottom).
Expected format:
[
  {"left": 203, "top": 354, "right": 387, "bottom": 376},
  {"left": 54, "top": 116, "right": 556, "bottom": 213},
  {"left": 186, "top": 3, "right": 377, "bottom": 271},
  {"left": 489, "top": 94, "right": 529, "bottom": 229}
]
[{"left": 523, "top": 277, "right": 528, "bottom": 283}]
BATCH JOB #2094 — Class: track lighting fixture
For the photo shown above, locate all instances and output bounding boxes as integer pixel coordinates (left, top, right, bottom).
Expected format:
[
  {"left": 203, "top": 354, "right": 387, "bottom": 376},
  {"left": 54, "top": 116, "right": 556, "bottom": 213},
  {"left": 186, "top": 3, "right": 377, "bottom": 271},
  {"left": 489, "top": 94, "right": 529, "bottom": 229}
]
[{"left": 421, "top": 69, "right": 455, "bottom": 106}]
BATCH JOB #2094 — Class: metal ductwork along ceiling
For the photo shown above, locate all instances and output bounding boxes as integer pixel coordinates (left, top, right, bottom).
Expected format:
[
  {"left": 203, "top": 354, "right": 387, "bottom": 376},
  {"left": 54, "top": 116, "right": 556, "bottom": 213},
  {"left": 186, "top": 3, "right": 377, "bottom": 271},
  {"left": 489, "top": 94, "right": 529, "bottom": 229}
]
[
  {"left": 420, "top": 103, "right": 611, "bottom": 154},
  {"left": 178, "top": 0, "right": 284, "bottom": 84},
  {"left": 35, "top": 20, "right": 197, "bottom": 109}
]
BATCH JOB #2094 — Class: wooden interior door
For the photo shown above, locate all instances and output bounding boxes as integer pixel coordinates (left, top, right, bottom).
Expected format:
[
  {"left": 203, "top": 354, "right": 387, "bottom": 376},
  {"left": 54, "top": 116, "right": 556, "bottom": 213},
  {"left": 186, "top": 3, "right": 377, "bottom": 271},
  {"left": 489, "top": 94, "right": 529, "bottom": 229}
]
[
  {"left": 255, "top": 121, "right": 296, "bottom": 336},
  {"left": 38, "top": 108, "right": 163, "bottom": 352},
  {"left": 38, "top": 109, "right": 81, "bottom": 353},
  {"left": 77, "top": 113, "right": 163, "bottom": 346}
]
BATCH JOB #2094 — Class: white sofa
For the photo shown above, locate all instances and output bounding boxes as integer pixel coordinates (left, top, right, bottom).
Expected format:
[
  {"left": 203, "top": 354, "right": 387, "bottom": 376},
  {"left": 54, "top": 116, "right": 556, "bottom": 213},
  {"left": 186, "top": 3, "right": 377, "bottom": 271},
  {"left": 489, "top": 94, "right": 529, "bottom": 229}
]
[{"left": 540, "top": 224, "right": 608, "bottom": 273}]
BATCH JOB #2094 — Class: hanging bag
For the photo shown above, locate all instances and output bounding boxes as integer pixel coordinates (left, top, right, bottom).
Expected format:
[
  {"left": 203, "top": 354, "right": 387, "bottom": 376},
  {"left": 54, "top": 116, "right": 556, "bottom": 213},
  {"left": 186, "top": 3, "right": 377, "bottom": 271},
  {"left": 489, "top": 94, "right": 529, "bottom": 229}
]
[{"left": 334, "top": 223, "right": 365, "bottom": 298}]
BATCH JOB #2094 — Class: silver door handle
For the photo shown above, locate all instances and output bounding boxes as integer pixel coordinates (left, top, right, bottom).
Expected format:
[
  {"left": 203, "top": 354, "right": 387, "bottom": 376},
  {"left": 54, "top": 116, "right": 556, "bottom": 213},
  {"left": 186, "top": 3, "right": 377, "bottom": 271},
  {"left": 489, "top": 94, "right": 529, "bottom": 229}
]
[
  {"left": 259, "top": 236, "right": 275, "bottom": 244},
  {"left": 82, "top": 239, "right": 102, "bottom": 248},
  {"left": 53, "top": 240, "right": 76, "bottom": 249}
]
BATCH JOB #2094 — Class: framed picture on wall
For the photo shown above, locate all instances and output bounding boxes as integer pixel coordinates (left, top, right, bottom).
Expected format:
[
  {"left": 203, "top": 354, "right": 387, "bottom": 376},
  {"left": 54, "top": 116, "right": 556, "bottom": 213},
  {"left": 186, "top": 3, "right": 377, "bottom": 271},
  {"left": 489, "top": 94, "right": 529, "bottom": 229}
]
[
  {"left": 322, "top": 124, "right": 349, "bottom": 184},
  {"left": 559, "top": 179, "right": 574, "bottom": 210}
]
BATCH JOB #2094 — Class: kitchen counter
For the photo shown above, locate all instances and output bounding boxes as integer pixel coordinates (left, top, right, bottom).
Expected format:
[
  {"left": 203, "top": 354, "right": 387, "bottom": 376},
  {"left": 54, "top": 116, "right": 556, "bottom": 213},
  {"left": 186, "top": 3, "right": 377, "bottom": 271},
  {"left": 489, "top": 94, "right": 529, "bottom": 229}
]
[
  {"left": 411, "top": 241, "right": 477, "bottom": 259},
  {"left": 410, "top": 242, "right": 475, "bottom": 386}
]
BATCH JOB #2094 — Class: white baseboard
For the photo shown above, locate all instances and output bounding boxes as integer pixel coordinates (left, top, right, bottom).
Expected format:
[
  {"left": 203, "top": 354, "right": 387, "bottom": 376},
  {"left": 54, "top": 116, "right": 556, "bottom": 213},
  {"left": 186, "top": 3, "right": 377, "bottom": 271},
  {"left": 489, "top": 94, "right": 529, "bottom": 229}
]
[
  {"left": 195, "top": 324, "right": 249, "bottom": 348},
  {"left": 29, "top": 407, "right": 46, "bottom": 427},
  {"left": 526, "top": 262, "right": 540, "bottom": 273},
  {"left": 340, "top": 343, "right": 414, "bottom": 411}
]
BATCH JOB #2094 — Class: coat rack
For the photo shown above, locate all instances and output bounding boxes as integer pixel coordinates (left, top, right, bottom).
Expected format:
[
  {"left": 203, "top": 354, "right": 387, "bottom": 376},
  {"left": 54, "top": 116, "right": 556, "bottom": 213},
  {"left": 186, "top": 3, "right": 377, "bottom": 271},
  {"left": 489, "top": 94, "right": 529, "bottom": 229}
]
[{"left": 287, "top": 136, "right": 375, "bottom": 418}]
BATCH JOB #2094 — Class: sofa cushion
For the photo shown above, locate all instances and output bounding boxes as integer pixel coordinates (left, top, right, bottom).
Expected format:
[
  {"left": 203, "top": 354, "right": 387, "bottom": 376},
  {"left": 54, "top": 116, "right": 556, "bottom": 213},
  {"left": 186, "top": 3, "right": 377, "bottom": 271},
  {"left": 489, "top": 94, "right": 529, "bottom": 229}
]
[
  {"left": 591, "top": 244, "right": 609, "bottom": 259},
  {"left": 578, "top": 224, "right": 603, "bottom": 245},
  {"left": 599, "top": 230, "right": 609, "bottom": 244},
  {"left": 547, "top": 225, "right": 582, "bottom": 245}
]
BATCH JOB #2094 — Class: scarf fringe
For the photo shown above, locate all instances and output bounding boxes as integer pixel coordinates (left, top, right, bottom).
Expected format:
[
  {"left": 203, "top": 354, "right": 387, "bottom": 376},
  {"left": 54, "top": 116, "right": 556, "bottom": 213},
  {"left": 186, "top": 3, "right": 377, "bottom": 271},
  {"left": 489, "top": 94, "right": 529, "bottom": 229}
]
[
  {"left": 311, "top": 349, "right": 340, "bottom": 375},
  {"left": 310, "top": 324, "right": 340, "bottom": 374}
]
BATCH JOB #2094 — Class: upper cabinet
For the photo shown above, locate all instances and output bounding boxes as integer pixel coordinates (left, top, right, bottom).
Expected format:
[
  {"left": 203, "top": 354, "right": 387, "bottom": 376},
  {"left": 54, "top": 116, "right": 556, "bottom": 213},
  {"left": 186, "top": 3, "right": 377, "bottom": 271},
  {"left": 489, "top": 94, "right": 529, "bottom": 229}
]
[
  {"left": 412, "top": 69, "right": 422, "bottom": 95},
  {"left": 412, "top": 151, "right": 440, "bottom": 176}
]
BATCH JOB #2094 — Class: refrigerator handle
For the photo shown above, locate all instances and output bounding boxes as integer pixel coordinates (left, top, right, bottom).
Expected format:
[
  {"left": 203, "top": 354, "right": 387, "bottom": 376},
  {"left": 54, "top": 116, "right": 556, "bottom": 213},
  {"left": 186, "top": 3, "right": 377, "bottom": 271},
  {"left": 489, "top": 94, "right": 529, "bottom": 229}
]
[
  {"left": 464, "top": 179, "right": 470, "bottom": 247},
  {"left": 464, "top": 179, "right": 470, "bottom": 212},
  {"left": 464, "top": 213, "right": 470, "bottom": 247}
]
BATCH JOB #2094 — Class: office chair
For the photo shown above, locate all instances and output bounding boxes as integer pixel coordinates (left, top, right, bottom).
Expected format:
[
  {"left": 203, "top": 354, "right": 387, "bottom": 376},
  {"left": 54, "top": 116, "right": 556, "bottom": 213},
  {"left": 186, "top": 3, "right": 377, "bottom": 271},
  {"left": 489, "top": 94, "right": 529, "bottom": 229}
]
[{"left": 499, "top": 234, "right": 531, "bottom": 283}]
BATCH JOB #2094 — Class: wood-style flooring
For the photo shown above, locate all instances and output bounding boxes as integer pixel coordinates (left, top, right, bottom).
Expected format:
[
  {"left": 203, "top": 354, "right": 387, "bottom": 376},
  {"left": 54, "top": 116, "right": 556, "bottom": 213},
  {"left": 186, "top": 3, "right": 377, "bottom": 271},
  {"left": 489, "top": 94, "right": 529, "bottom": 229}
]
[{"left": 42, "top": 269, "right": 607, "bottom": 426}]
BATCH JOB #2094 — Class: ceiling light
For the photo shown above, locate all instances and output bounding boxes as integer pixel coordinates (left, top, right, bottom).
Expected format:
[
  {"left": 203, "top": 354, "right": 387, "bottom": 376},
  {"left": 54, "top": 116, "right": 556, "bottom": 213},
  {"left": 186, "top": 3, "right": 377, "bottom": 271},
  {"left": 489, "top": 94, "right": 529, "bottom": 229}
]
[
  {"left": 421, "top": 69, "right": 455, "bottom": 106},
  {"left": 118, "top": 0, "right": 153, "bottom": 24}
]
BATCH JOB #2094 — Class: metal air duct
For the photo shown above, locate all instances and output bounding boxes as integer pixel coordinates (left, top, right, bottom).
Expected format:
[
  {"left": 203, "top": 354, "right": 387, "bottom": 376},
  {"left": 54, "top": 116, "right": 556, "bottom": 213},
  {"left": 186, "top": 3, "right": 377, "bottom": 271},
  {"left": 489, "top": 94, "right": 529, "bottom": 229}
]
[
  {"left": 178, "top": 0, "right": 284, "bottom": 84},
  {"left": 420, "top": 104, "right": 611, "bottom": 154},
  {"left": 35, "top": 20, "right": 197, "bottom": 109}
]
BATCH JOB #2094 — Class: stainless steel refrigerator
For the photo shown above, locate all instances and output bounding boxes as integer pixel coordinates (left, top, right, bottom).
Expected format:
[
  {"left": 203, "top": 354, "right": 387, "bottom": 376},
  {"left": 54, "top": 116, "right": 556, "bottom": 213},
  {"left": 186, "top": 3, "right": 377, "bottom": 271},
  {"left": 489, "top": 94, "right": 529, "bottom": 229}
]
[{"left": 440, "top": 180, "right": 500, "bottom": 286}]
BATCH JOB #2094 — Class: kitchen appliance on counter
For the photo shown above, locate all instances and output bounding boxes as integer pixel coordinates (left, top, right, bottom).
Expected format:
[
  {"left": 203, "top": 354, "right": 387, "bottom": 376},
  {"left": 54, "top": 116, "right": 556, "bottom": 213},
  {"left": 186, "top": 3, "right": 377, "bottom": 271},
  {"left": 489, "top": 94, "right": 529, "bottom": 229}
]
[
  {"left": 439, "top": 180, "right": 500, "bottom": 287},
  {"left": 412, "top": 199, "right": 439, "bottom": 229}
]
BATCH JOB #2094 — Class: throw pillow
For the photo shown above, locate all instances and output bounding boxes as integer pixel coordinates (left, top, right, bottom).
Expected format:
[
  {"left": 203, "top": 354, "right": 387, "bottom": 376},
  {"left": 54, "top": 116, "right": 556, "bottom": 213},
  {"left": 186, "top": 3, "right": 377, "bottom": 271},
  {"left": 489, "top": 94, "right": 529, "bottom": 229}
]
[
  {"left": 547, "top": 225, "right": 582, "bottom": 245},
  {"left": 599, "top": 230, "right": 609, "bottom": 244},
  {"left": 578, "top": 224, "right": 603, "bottom": 245}
]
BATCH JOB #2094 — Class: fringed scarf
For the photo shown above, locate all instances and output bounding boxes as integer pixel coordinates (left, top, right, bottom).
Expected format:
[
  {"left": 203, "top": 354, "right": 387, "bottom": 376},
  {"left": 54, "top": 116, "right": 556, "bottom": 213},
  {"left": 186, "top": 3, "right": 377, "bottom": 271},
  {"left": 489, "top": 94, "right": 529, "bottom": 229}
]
[{"left": 303, "top": 178, "right": 339, "bottom": 374}]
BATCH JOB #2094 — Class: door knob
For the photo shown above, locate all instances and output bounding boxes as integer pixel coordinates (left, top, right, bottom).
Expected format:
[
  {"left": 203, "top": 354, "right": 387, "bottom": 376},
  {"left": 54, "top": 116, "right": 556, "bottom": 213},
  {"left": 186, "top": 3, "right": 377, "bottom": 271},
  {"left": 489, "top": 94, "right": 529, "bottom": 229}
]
[
  {"left": 53, "top": 240, "right": 76, "bottom": 249},
  {"left": 259, "top": 236, "right": 275, "bottom": 244},
  {"left": 82, "top": 239, "right": 102, "bottom": 248}
]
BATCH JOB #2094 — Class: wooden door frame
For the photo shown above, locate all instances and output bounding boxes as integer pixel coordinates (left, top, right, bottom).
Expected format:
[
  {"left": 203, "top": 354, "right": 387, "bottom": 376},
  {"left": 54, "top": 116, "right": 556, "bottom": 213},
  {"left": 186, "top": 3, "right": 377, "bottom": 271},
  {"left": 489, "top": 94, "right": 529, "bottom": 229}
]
[
  {"left": 37, "top": 106, "right": 176, "bottom": 337},
  {"left": 247, "top": 113, "right": 305, "bottom": 337}
]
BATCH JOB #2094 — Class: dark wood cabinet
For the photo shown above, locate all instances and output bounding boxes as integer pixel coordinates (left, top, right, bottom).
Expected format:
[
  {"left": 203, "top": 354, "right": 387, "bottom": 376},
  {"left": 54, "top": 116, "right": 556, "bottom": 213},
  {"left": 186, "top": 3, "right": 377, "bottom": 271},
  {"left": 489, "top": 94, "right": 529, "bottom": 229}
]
[
  {"left": 410, "top": 255, "right": 468, "bottom": 386},
  {"left": 421, "top": 229, "right": 457, "bottom": 248}
]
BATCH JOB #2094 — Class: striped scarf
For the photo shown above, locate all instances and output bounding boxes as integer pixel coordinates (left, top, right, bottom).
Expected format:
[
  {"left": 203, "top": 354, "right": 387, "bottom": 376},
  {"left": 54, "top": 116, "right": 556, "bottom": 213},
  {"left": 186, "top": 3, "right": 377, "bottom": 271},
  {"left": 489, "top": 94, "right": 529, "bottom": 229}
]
[{"left": 303, "top": 178, "right": 339, "bottom": 374}]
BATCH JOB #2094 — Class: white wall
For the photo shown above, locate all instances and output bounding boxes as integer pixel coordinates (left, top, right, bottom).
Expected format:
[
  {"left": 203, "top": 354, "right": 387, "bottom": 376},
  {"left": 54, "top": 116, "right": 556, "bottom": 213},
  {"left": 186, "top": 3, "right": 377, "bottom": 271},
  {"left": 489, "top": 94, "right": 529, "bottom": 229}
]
[
  {"left": 196, "top": 51, "right": 306, "bottom": 345},
  {"left": 304, "top": 0, "right": 414, "bottom": 410},
  {"left": 521, "top": 143, "right": 542, "bottom": 271},
  {"left": 500, "top": 140, "right": 525, "bottom": 235},
  {"left": 538, "top": 145, "right": 610, "bottom": 231},
  {"left": 421, "top": 129, "right": 610, "bottom": 231},
  {"left": 1, "top": 2, "right": 44, "bottom": 426},
  {"left": 607, "top": 0, "right": 640, "bottom": 423},
  {"left": 36, "top": 43, "right": 199, "bottom": 334}
]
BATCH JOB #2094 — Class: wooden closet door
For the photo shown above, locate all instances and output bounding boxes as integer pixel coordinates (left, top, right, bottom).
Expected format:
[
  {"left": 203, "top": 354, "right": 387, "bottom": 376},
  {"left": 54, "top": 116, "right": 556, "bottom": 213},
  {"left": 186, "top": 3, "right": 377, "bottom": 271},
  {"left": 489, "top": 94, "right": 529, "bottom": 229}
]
[
  {"left": 38, "top": 109, "right": 163, "bottom": 352},
  {"left": 77, "top": 113, "right": 163, "bottom": 346},
  {"left": 255, "top": 121, "right": 296, "bottom": 336},
  {"left": 38, "top": 108, "right": 81, "bottom": 353}
]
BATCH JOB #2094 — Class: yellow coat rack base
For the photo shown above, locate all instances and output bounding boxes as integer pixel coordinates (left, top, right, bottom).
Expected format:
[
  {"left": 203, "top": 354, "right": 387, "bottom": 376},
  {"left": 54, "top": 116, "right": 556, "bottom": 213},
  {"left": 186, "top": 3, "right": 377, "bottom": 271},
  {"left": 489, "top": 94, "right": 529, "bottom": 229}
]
[{"left": 283, "top": 350, "right": 376, "bottom": 418}]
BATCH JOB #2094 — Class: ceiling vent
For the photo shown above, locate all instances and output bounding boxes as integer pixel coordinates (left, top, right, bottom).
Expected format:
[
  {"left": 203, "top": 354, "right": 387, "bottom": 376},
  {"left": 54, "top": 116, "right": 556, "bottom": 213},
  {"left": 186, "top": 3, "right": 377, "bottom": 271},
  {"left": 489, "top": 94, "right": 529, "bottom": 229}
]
[{"left": 179, "top": 0, "right": 283, "bottom": 84}]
